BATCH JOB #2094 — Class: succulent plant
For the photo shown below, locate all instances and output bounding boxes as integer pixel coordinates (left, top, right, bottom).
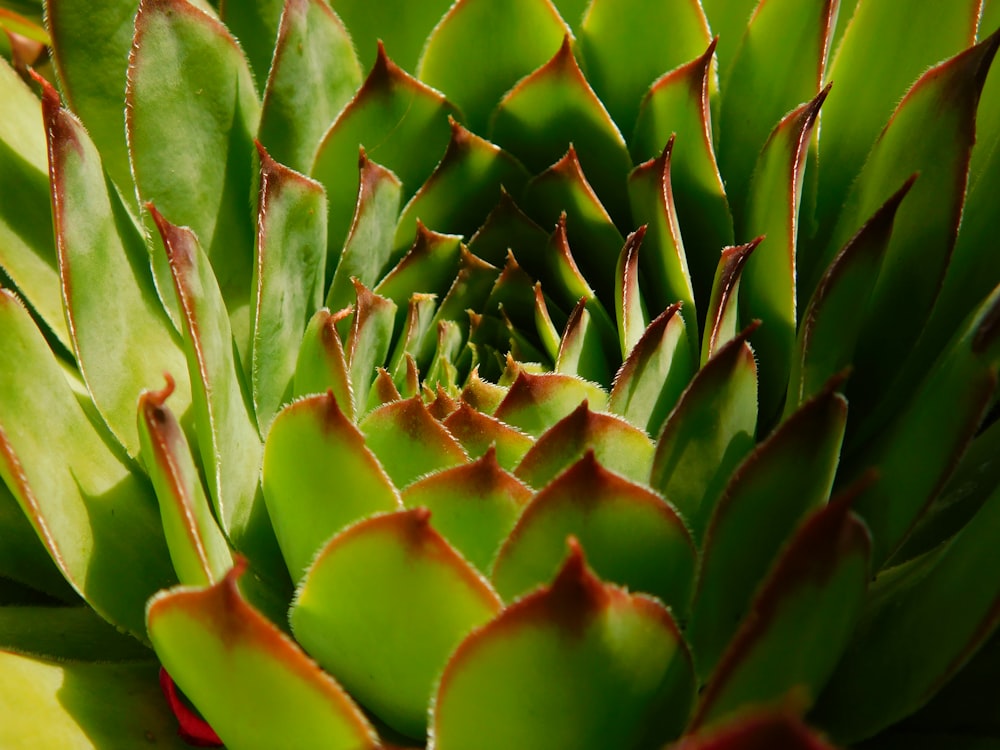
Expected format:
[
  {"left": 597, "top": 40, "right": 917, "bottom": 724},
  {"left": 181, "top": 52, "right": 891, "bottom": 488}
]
[{"left": 2, "top": 0, "right": 1000, "bottom": 747}]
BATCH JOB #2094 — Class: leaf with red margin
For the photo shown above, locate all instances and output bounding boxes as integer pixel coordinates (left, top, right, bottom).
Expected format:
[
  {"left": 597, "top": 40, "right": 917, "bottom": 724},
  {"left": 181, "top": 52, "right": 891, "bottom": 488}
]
[
  {"left": 460, "top": 366, "right": 509, "bottom": 414},
  {"left": 138, "top": 375, "right": 232, "bottom": 588},
  {"left": 492, "top": 37, "right": 634, "bottom": 227},
  {"left": 649, "top": 326, "right": 758, "bottom": 543},
  {"left": 555, "top": 297, "right": 616, "bottom": 387},
  {"left": 578, "top": 0, "right": 711, "bottom": 134},
  {"left": 293, "top": 306, "right": 354, "bottom": 413},
  {"left": 442, "top": 402, "right": 533, "bottom": 471},
  {"left": 262, "top": 391, "right": 401, "bottom": 581},
  {"left": 495, "top": 453, "right": 695, "bottom": 616},
  {"left": 717, "top": 0, "right": 836, "bottom": 224},
  {"left": 418, "top": 0, "right": 570, "bottom": 133},
  {"left": 127, "top": 0, "right": 260, "bottom": 355},
  {"left": 291, "top": 508, "right": 501, "bottom": 738},
  {"left": 615, "top": 226, "right": 649, "bottom": 358},
  {"left": 401, "top": 447, "right": 532, "bottom": 573},
  {"left": 670, "top": 711, "right": 841, "bottom": 750},
  {"left": 610, "top": 302, "right": 695, "bottom": 437},
  {"left": 494, "top": 370, "right": 608, "bottom": 438},
  {"left": 148, "top": 559, "right": 380, "bottom": 749},
  {"left": 740, "top": 86, "right": 829, "bottom": 424},
  {"left": 346, "top": 280, "right": 397, "bottom": 419},
  {"left": 687, "top": 381, "right": 847, "bottom": 683},
  {"left": 434, "top": 541, "right": 695, "bottom": 749},
  {"left": 257, "top": 0, "right": 362, "bottom": 173},
  {"left": 311, "top": 43, "right": 458, "bottom": 266},
  {"left": 329, "top": 0, "right": 453, "bottom": 73},
  {"left": 359, "top": 396, "right": 468, "bottom": 489},
  {"left": 690, "top": 482, "right": 872, "bottom": 731},
  {"left": 632, "top": 39, "right": 733, "bottom": 309},
  {"left": 40, "top": 75, "right": 192, "bottom": 457},
  {"left": 150, "top": 207, "right": 286, "bottom": 588},
  {"left": 251, "top": 143, "right": 327, "bottom": 433},
  {"left": 387, "top": 294, "right": 437, "bottom": 386},
  {"left": 0, "top": 290, "right": 176, "bottom": 639},
  {"left": 701, "top": 239, "right": 760, "bottom": 366},
  {"left": 394, "top": 119, "right": 530, "bottom": 256},
  {"left": 516, "top": 401, "right": 654, "bottom": 489}
]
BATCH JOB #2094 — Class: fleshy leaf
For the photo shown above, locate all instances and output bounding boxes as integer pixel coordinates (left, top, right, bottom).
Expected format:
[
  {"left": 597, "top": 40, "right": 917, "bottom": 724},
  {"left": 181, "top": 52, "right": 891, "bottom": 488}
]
[
  {"left": 614, "top": 226, "right": 649, "bottom": 357},
  {"left": 698, "top": 0, "right": 757, "bottom": 82},
  {"left": 291, "top": 508, "right": 502, "bottom": 738},
  {"left": 217, "top": 0, "right": 281, "bottom": 92},
  {"left": 691, "top": 486, "right": 872, "bottom": 731},
  {"left": 442, "top": 402, "right": 534, "bottom": 471},
  {"left": 555, "top": 297, "right": 615, "bottom": 387},
  {"left": 328, "top": 0, "right": 453, "bottom": 72},
  {"left": 632, "top": 39, "right": 733, "bottom": 306},
  {"left": 516, "top": 401, "right": 654, "bottom": 489},
  {"left": 148, "top": 560, "right": 380, "bottom": 749},
  {"left": 257, "top": 0, "right": 362, "bottom": 173},
  {"left": 467, "top": 189, "right": 549, "bottom": 270},
  {"left": 578, "top": 0, "right": 711, "bottom": 134},
  {"left": 346, "top": 280, "right": 397, "bottom": 419},
  {"left": 41, "top": 76, "right": 192, "bottom": 457},
  {"left": 433, "top": 542, "right": 695, "bottom": 749},
  {"left": 671, "top": 711, "right": 841, "bottom": 750},
  {"left": 687, "top": 383, "right": 848, "bottom": 682},
  {"left": 251, "top": 143, "right": 327, "bottom": 433},
  {"left": 262, "top": 391, "right": 401, "bottom": 581},
  {"left": 0, "top": 479, "right": 75, "bottom": 601},
  {"left": 139, "top": 375, "right": 232, "bottom": 588},
  {"left": 401, "top": 448, "right": 532, "bottom": 573},
  {"left": 494, "top": 369, "right": 608, "bottom": 438},
  {"left": 0, "top": 290, "right": 176, "bottom": 639},
  {"left": 495, "top": 453, "right": 695, "bottom": 617},
  {"left": 649, "top": 327, "right": 758, "bottom": 544},
  {"left": 492, "top": 37, "right": 634, "bottom": 227},
  {"left": 292, "top": 306, "right": 354, "bottom": 414},
  {"left": 418, "top": 0, "right": 571, "bottom": 133},
  {"left": 359, "top": 396, "right": 468, "bottom": 489},
  {"left": 127, "top": 0, "right": 260, "bottom": 354},
  {"left": 701, "top": 239, "right": 760, "bottom": 366},
  {"left": 311, "top": 44, "right": 458, "bottom": 271}
]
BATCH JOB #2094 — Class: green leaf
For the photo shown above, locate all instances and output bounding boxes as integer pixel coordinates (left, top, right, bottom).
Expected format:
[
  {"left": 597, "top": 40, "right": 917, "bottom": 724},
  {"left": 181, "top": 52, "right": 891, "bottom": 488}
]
[
  {"left": 359, "top": 396, "right": 468, "bottom": 489},
  {"left": 516, "top": 400, "right": 654, "bottom": 489},
  {"left": 814, "top": 0, "right": 981, "bottom": 246},
  {"left": 250, "top": 144, "right": 327, "bottom": 433},
  {"left": 467, "top": 189, "right": 549, "bottom": 270},
  {"left": 493, "top": 369, "right": 608, "bottom": 438},
  {"left": 609, "top": 302, "right": 695, "bottom": 437},
  {"left": 614, "top": 227, "right": 649, "bottom": 358},
  {"left": 41, "top": 78, "right": 192, "bottom": 458},
  {"left": 442, "top": 402, "right": 534, "bottom": 471},
  {"left": 699, "top": 0, "right": 757, "bottom": 84},
  {"left": 0, "top": 652, "right": 190, "bottom": 748},
  {"left": 649, "top": 327, "right": 758, "bottom": 544},
  {"left": 150, "top": 208, "right": 285, "bottom": 587},
  {"left": 701, "top": 238, "right": 760, "bottom": 366},
  {"left": 257, "top": 0, "right": 362, "bottom": 173},
  {"left": 578, "top": 0, "right": 711, "bottom": 135},
  {"left": 149, "top": 560, "right": 380, "bottom": 749},
  {"left": 345, "top": 280, "right": 397, "bottom": 419},
  {"left": 433, "top": 542, "right": 695, "bottom": 749},
  {"left": 740, "top": 87, "right": 828, "bottom": 423},
  {"left": 401, "top": 448, "right": 532, "bottom": 574},
  {"left": 292, "top": 306, "right": 354, "bottom": 413},
  {"left": 418, "top": 0, "right": 570, "bottom": 133},
  {"left": 328, "top": 0, "right": 453, "bottom": 73},
  {"left": 127, "top": 0, "right": 260, "bottom": 357},
  {"left": 496, "top": 451, "right": 695, "bottom": 616},
  {"left": 687, "top": 383, "right": 847, "bottom": 681},
  {"left": 138, "top": 376, "right": 232, "bottom": 588},
  {"left": 311, "top": 44, "right": 457, "bottom": 275},
  {"left": 46, "top": 0, "right": 138, "bottom": 188},
  {"left": 0, "top": 290, "right": 176, "bottom": 639},
  {"left": 556, "top": 297, "right": 616, "bottom": 387},
  {"left": 492, "top": 37, "right": 633, "bottom": 228},
  {"left": 690, "top": 487, "right": 871, "bottom": 731},
  {"left": 262, "top": 391, "right": 401, "bottom": 581},
  {"left": 0, "top": 604, "right": 152, "bottom": 662},
  {"left": 218, "top": 0, "right": 283, "bottom": 91},
  {"left": 717, "top": 0, "right": 836, "bottom": 224},
  {"left": 0, "top": 58, "right": 68, "bottom": 350},
  {"left": 291, "top": 508, "right": 501, "bottom": 738},
  {"left": 631, "top": 39, "right": 733, "bottom": 310}
]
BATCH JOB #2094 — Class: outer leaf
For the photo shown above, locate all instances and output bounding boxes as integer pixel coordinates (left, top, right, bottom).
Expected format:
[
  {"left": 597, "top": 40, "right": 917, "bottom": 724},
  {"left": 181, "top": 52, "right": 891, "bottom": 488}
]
[
  {"left": 492, "top": 37, "right": 633, "bottom": 227},
  {"left": 127, "top": 0, "right": 260, "bottom": 354},
  {"left": 418, "top": 0, "right": 570, "bottom": 133},
  {"left": 494, "top": 369, "right": 608, "bottom": 438},
  {"left": 328, "top": 0, "right": 453, "bottom": 72},
  {"left": 262, "top": 391, "right": 401, "bottom": 581},
  {"left": 578, "top": 0, "right": 711, "bottom": 134},
  {"left": 649, "top": 327, "right": 758, "bottom": 544},
  {"left": 687, "top": 384, "right": 847, "bottom": 681},
  {"left": 250, "top": 144, "right": 327, "bottom": 432},
  {"left": 717, "top": 0, "right": 836, "bottom": 222},
  {"left": 691, "top": 489, "right": 871, "bottom": 731},
  {"left": 42, "top": 78, "right": 192, "bottom": 457},
  {"left": 701, "top": 239, "right": 760, "bottom": 365},
  {"left": 151, "top": 208, "right": 284, "bottom": 586},
  {"left": 257, "top": 0, "right": 362, "bottom": 173},
  {"left": 433, "top": 542, "right": 695, "bottom": 749},
  {"left": 148, "top": 560, "right": 380, "bottom": 750},
  {"left": 138, "top": 375, "right": 232, "bottom": 588},
  {"left": 0, "top": 290, "right": 176, "bottom": 639},
  {"left": 291, "top": 508, "right": 502, "bottom": 738},
  {"left": 311, "top": 44, "right": 458, "bottom": 272}
]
